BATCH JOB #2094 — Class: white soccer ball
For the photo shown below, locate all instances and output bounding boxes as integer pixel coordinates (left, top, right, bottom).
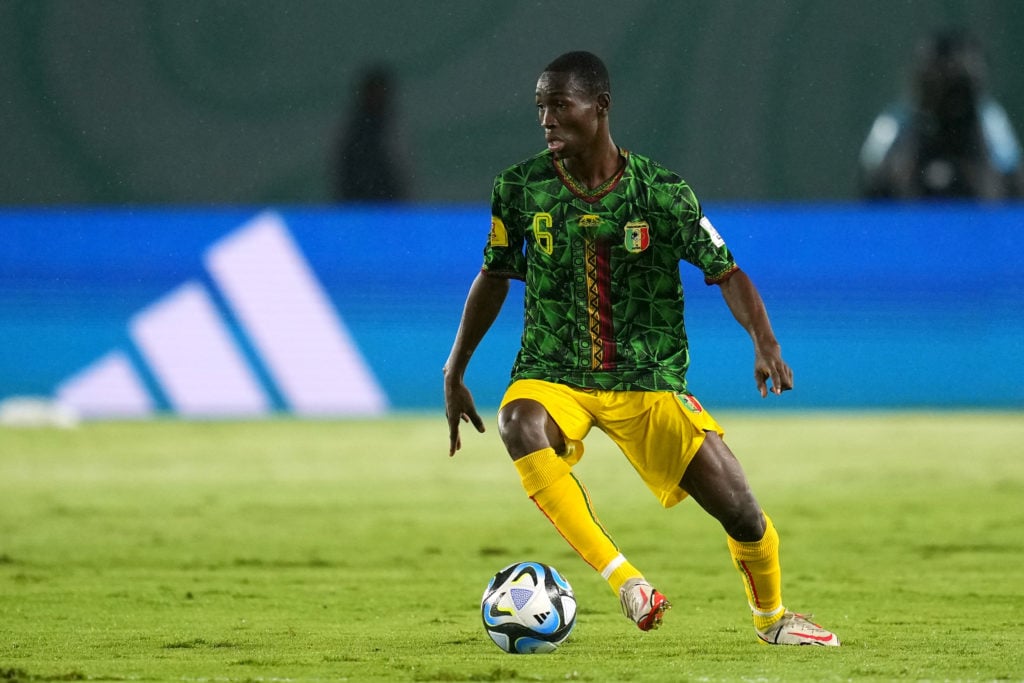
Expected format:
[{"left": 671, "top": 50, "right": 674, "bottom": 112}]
[{"left": 480, "top": 561, "right": 577, "bottom": 654}]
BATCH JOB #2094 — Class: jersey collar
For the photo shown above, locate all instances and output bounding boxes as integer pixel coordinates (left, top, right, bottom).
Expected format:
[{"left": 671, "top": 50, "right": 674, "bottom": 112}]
[{"left": 552, "top": 147, "right": 629, "bottom": 203}]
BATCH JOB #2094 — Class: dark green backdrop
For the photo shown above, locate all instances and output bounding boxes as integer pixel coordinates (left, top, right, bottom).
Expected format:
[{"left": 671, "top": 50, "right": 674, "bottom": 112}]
[{"left": 2, "top": 0, "right": 1022, "bottom": 204}]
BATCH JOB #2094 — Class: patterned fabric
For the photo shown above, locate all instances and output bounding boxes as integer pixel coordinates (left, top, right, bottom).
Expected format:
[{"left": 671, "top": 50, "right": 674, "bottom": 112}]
[{"left": 483, "top": 148, "right": 737, "bottom": 392}]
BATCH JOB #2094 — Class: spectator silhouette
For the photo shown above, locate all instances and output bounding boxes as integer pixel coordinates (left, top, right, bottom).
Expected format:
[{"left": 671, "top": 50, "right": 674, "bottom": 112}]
[
  {"left": 332, "top": 65, "right": 409, "bottom": 202},
  {"left": 859, "top": 28, "right": 1023, "bottom": 199}
]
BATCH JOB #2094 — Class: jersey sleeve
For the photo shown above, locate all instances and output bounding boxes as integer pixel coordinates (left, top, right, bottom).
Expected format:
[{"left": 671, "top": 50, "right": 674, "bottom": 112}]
[
  {"left": 481, "top": 175, "right": 527, "bottom": 279},
  {"left": 690, "top": 211, "right": 738, "bottom": 284},
  {"left": 667, "top": 182, "right": 737, "bottom": 284}
]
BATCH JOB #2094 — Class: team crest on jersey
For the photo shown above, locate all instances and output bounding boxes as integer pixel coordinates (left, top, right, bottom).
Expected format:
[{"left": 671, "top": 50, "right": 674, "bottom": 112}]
[
  {"left": 677, "top": 393, "right": 704, "bottom": 414},
  {"left": 489, "top": 216, "right": 508, "bottom": 247},
  {"left": 578, "top": 214, "right": 601, "bottom": 229},
  {"left": 624, "top": 220, "right": 650, "bottom": 253}
]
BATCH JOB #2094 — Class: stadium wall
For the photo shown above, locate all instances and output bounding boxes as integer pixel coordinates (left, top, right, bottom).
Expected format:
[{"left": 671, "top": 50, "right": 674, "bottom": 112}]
[
  {"left": 1, "top": 204, "right": 1021, "bottom": 419},
  {"left": 3, "top": 1, "right": 1024, "bottom": 204}
]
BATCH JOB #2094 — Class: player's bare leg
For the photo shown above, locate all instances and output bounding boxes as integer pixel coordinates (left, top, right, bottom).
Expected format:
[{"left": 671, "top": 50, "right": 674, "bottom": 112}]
[
  {"left": 681, "top": 432, "right": 764, "bottom": 540},
  {"left": 682, "top": 432, "right": 839, "bottom": 645},
  {"left": 499, "top": 399, "right": 669, "bottom": 630}
]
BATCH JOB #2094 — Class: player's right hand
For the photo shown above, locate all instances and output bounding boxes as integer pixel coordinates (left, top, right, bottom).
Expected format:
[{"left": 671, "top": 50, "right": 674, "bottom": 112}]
[{"left": 445, "top": 380, "right": 486, "bottom": 456}]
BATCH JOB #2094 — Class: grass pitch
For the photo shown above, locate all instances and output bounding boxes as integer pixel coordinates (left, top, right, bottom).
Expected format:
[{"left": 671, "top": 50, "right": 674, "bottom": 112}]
[{"left": 1, "top": 412, "right": 1023, "bottom": 682}]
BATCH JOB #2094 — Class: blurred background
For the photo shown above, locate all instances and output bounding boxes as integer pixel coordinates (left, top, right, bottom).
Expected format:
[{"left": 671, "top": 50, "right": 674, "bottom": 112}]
[
  {"left": 1, "top": 0, "right": 1021, "bottom": 421},
  {"left": 3, "top": 0, "right": 1023, "bottom": 203}
]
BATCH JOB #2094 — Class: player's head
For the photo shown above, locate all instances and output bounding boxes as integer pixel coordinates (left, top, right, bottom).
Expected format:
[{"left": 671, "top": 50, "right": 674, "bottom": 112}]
[
  {"left": 543, "top": 51, "right": 611, "bottom": 98},
  {"left": 535, "top": 51, "right": 612, "bottom": 159}
]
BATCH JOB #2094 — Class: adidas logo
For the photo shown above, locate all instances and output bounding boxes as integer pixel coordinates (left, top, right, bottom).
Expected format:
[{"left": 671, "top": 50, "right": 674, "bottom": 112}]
[
  {"left": 53, "top": 211, "right": 388, "bottom": 419},
  {"left": 534, "top": 611, "right": 551, "bottom": 624}
]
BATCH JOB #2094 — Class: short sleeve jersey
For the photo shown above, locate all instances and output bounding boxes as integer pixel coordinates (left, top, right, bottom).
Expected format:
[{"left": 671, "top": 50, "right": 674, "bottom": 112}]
[{"left": 483, "top": 149, "right": 737, "bottom": 392}]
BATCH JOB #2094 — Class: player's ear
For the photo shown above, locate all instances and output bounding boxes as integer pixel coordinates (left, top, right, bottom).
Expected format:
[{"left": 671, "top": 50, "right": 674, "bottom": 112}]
[{"left": 596, "top": 92, "right": 611, "bottom": 116}]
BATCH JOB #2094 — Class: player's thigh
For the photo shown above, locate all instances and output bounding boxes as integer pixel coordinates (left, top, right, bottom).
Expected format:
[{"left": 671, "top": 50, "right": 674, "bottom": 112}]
[
  {"left": 500, "top": 380, "right": 594, "bottom": 462},
  {"left": 604, "top": 392, "right": 725, "bottom": 508}
]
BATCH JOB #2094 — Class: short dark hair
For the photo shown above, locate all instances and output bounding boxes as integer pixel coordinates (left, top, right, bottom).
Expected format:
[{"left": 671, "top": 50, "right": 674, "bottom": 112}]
[{"left": 544, "top": 51, "right": 610, "bottom": 96}]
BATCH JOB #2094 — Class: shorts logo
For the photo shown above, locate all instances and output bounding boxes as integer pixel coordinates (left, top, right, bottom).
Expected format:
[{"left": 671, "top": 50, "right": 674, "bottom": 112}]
[
  {"left": 678, "top": 393, "right": 704, "bottom": 414},
  {"left": 624, "top": 220, "right": 650, "bottom": 253},
  {"left": 578, "top": 214, "right": 601, "bottom": 229}
]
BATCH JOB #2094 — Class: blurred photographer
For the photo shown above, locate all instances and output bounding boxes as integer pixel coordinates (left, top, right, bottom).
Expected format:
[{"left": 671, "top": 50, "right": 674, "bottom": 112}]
[{"left": 860, "top": 28, "right": 1023, "bottom": 199}]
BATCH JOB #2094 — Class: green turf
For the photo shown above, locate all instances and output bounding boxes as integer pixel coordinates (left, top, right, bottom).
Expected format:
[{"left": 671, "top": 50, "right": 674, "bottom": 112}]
[{"left": 1, "top": 412, "right": 1022, "bottom": 682}]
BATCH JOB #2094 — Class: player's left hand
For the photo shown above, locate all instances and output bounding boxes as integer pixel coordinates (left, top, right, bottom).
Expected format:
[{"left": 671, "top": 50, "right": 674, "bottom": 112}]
[{"left": 754, "top": 347, "right": 793, "bottom": 398}]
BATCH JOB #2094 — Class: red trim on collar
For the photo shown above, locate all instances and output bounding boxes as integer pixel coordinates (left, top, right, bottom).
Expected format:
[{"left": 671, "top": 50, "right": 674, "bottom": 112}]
[{"left": 552, "top": 148, "right": 629, "bottom": 204}]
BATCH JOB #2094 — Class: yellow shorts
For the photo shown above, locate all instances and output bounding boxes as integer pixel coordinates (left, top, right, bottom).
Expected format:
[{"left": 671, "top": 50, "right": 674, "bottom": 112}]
[{"left": 500, "top": 379, "right": 725, "bottom": 508}]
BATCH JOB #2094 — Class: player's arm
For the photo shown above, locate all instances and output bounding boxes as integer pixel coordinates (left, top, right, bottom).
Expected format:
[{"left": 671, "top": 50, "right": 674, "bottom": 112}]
[
  {"left": 444, "top": 270, "right": 511, "bottom": 455},
  {"left": 717, "top": 269, "right": 793, "bottom": 398}
]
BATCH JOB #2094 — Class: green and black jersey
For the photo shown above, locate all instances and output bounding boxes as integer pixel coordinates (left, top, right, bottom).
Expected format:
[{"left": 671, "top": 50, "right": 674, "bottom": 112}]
[{"left": 483, "top": 148, "right": 737, "bottom": 392}]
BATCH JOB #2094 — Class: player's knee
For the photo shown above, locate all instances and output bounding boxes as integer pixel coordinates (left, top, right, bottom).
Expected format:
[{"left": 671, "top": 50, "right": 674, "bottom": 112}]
[
  {"left": 723, "top": 504, "right": 767, "bottom": 543},
  {"left": 498, "top": 399, "right": 563, "bottom": 459}
]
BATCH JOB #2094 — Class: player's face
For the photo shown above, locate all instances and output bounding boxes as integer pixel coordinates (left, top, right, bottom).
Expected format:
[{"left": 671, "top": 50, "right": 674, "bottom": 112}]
[{"left": 535, "top": 72, "right": 603, "bottom": 160}]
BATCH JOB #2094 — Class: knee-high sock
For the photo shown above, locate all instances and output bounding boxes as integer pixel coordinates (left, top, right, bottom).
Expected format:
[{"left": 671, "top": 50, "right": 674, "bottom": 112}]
[
  {"left": 727, "top": 512, "right": 785, "bottom": 630},
  {"left": 514, "top": 447, "right": 642, "bottom": 594}
]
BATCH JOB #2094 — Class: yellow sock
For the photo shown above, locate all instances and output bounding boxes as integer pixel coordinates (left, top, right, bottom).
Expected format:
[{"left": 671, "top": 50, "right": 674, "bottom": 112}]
[
  {"left": 514, "top": 448, "right": 642, "bottom": 594},
  {"left": 727, "top": 512, "right": 785, "bottom": 630},
  {"left": 600, "top": 553, "right": 644, "bottom": 594}
]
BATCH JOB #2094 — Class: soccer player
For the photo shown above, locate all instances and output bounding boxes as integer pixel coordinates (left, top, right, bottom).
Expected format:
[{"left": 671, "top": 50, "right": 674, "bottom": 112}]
[{"left": 444, "top": 51, "right": 839, "bottom": 646}]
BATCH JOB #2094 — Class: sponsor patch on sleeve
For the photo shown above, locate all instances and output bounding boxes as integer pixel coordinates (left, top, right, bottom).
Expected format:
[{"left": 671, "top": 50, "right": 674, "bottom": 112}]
[
  {"left": 699, "top": 216, "right": 725, "bottom": 248},
  {"left": 489, "top": 216, "right": 508, "bottom": 247}
]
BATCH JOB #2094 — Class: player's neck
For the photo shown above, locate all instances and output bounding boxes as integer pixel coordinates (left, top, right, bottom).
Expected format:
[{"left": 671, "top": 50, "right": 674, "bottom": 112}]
[{"left": 561, "top": 139, "right": 623, "bottom": 190}]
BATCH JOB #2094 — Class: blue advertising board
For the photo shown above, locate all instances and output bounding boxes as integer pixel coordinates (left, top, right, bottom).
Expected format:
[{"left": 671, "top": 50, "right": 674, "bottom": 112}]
[{"left": 1, "top": 203, "right": 1021, "bottom": 418}]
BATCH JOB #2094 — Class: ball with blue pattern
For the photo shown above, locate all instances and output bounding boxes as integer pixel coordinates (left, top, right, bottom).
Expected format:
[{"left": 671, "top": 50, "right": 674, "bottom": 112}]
[{"left": 480, "top": 561, "right": 577, "bottom": 654}]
